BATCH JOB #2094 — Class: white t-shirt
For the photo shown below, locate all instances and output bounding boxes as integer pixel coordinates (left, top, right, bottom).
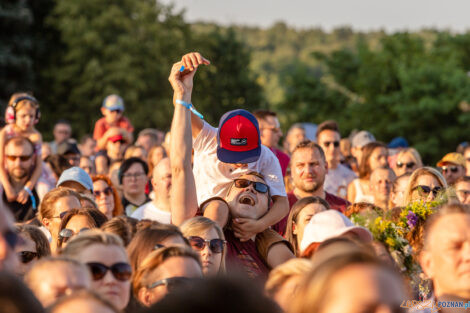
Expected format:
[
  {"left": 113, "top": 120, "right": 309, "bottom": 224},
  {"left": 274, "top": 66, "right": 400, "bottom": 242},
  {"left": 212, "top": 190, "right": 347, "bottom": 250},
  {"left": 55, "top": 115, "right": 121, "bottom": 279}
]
[
  {"left": 193, "top": 122, "right": 286, "bottom": 205},
  {"left": 324, "top": 164, "right": 357, "bottom": 199},
  {"left": 131, "top": 201, "right": 171, "bottom": 224}
]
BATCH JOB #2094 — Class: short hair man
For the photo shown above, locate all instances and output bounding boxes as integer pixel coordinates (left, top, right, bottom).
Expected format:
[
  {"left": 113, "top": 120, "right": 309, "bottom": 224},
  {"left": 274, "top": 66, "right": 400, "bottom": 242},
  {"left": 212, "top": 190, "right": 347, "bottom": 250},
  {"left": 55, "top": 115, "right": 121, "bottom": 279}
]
[
  {"left": 454, "top": 176, "right": 470, "bottom": 205},
  {"left": 437, "top": 152, "right": 466, "bottom": 185},
  {"left": 420, "top": 204, "right": 470, "bottom": 308},
  {"left": 273, "top": 140, "right": 350, "bottom": 235},
  {"left": 369, "top": 167, "right": 396, "bottom": 211},
  {"left": 168, "top": 52, "right": 288, "bottom": 240},
  {"left": 1, "top": 136, "right": 39, "bottom": 221},
  {"left": 316, "top": 120, "right": 356, "bottom": 198},
  {"left": 50, "top": 119, "right": 72, "bottom": 154},
  {"left": 284, "top": 123, "right": 306, "bottom": 155},
  {"left": 119, "top": 157, "right": 150, "bottom": 216},
  {"left": 253, "top": 110, "right": 290, "bottom": 177},
  {"left": 78, "top": 134, "right": 97, "bottom": 158},
  {"left": 132, "top": 158, "right": 171, "bottom": 223},
  {"left": 25, "top": 257, "right": 91, "bottom": 307},
  {"left": 136, "top": 128, "right": 164, "bottom": 152}
]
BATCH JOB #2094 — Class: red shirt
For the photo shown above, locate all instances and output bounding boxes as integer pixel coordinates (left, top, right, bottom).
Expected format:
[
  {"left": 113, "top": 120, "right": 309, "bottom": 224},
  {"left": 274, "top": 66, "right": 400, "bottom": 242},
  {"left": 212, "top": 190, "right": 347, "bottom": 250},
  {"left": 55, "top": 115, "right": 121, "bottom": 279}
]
[
  {"left": 270, "top": 147, "right": 290, "bottom": 177},
  {"left": 272, "top": 191, "right": 350, "bottom": 236},
  {"left": 93, "top": 116, "right": 134, "bottom": 141}
]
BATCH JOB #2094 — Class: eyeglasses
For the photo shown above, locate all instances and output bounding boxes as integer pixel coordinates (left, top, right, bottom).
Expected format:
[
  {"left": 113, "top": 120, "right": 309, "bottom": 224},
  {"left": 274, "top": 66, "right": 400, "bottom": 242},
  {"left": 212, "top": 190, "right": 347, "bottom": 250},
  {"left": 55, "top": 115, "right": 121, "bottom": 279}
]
[
  {"left": 94, "top": 187, "right": 113, "bottom": 198},
  {"left": 396, "top": 161, "right": 416, "bottom": 169},
  {"left": 233, "top": 179, "right": 269, "bottom": 194},
  {"left": 59, "top": 228, "right": 90, "bottom": 243},
  {"left": 122, "top": 172, "right": 146, "bottom": 180},
  {"left": 154, "top": 243, "right": 165, "bottom": 250},
  {"left": 412, "top": 185, "right": 442, "bottom": 197},
  {"left": 5, "top": 154, "right": 33, "bottom": 162},
  {"left": 188, "top": 236, "right": 226, "bottom": 254},
  {"left": 322, "top": 141, "right": 340, "bottom": 148},
  {"left": 3, "top": 230, "right": 19, "bottom": 249},
  {"left": 18, "top": 251, "right": 39, "bottom": 264},
  {"left": 441, "top": 166, "right": 459, "bottom": 174},
  {"left": 52, "top": 211, "right": 69, "bottom": 219},
  {"left": 86, "top": 262, "right": 132, "bottom": 281},
  {"left": 147, "top": 276, "right": 194, "bottom": 291}
]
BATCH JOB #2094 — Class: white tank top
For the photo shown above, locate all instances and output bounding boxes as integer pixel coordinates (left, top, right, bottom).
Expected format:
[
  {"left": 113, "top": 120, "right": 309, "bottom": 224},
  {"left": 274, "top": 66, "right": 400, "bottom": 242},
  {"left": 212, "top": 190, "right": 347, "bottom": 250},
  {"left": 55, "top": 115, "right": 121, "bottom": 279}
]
[{"left": 353, "top": 179, "right": 375, "bottom": 203}]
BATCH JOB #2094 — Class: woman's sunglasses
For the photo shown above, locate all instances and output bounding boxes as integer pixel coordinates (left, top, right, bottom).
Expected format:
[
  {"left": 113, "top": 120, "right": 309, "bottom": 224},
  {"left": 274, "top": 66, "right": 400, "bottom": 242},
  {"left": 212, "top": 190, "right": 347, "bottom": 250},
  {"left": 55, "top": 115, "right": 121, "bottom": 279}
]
[
  {"left": 396, "top": 161, "right": 415, "bottom": 169},
  {"left": 188, "top": 236, "right": 225, "bottom": 254},
  {"left": 18, "top": 251, "right": 39, "bottom": 264},
  {"left": 412, "top": 185, "right": 442, "bottom": 197},
  {"left": 147, "top": 276, "right": 195, "bottom": 292},
  {"left": 86, "top": 262, "right": 132, "bottom": 281},
  {"left": 94, "top": 187, "right": 113, "bottom": 198},
  {"left": 233, "top": 179, "right": 268, "bottom": 194},
  {"left": 58, "top": 228, "right": 90, "bottom": 244},
  {"left": 441, "top": 166, "right": 459, "bottom": 174}
]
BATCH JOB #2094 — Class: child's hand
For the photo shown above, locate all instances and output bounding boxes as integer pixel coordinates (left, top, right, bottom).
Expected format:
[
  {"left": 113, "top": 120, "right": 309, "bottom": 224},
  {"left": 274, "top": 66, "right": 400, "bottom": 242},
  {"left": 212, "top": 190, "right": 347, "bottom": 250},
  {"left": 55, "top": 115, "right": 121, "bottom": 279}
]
[
  {"left": 16, "top": 189, "right": 29, "bottom": 204},
  {"left": 4, "top": 186, "right": 18, "bottom": 202},
  {"left": 232, "top": 218, "right": 266, "bottom": 242}
]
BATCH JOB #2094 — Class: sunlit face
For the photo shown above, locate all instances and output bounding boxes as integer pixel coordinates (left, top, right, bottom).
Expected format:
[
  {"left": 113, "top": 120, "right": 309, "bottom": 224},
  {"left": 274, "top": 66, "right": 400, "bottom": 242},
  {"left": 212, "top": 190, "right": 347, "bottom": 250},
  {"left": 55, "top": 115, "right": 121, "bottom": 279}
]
[
  {"left": 369, "top": 168, "right": 395, "bottom": 204},
  {"left": 151, "top": 147, "right": 166, "bottom": 167},
  {"left": 368, "top": 147, "right": 389, "bottom": 171},
  {"left": 293, "top": 203, "right": 327, "bottom": 249},
  {"left": 152, "top": 159, "right": 171, "bottom": 201},
  {"left": 63, "top": 215, "right": 94, "bottom": 246},
  {"left": 122, "top": 163, "right": 147, "bottom": 196},
  {"left": 455, "top": 180, "right": 470, "bottom": 205},
  {"left": 189, "top": 227, "right": 223, "bottom": 276},
  {"left": 440, "top": 162, "right": 465, "bottom": 185},
  {"left": 93, "top": 180, "right": 115, "bottom": 219},
  {"left": 421, "top": 214, "right": 470, "bottom": 299},
  {"left": 390, "top": 175, "right": 410, "bottom": 208},
  {"left": 139, "top": 256, "right": 203, "bottom": 306},
  {"left": 318, "top": 130, "right": 341, "bottom": 167},
  {"left": 259, "top": 116, "right": 282, "bottom": 148},
  {"left": 410, "top": 174, "right": 443, "bottom": 203},
  {"left": 79, "top": 157, "right": 95, "bottom": 175},
  {"left": 225, "top": 174, "right": 269, "bottom": 220},
  {"left": 291, "top": 148, "right": 327, "bottom": 194},
  {"left": 75, "top": 244, "right": 130, "bottom": 310},
  {"left": 81, "top": 138, "right": 97, "bottom": 157},
  {"left": 394, "top": 152, "right": 419, "bottom": 176},
  {"left": 32, "top": 263, "right": 90, "bottom": 307},
  {"left": 44, "top": 196, "right": 81, "bottom": 245},
  {"left": 4, "top": 142, "right": 34, "bottom": 181},
  {"left": 319, "top": 264, "right": 406, "bottom": 313},
  {"left": 53, "top": 123, "right": 72, "bottom": 144},
  {"left": 106, "top": 140, "right": 126, "bottom": 159},
  {"left": 102, "top": 108, "right": 123, "bottom": 125},
  {"left": 15, "top": 106, "right": 36, "bottom": 131}
]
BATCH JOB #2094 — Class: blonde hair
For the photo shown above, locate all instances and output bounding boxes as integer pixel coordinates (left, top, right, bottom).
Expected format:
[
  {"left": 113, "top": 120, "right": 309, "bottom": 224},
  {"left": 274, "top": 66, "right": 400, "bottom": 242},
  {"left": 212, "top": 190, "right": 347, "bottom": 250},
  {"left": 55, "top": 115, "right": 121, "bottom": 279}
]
[
  {"left": 132, "top": 246, "right": 201, "bottom": 297},
  {"left": 60, "top": 229, "right": 125, "bottom": 259},
  {"left": 265, "top": 258, "right": 313, "bottom": 297},
  {"left": 38, "top": 188, "right": 81, "bottom": 221},
  {"left": 180, "top": 216, "right": 226, "bottom": 273},
  {"left": 403, "top": 167, "right": 448, "bottom": 206},
  {"left": 8, "top": 92, "right": 39, "bottom": 111},
  {"left": 396, "top": 148, "right": 423, "bottom": 168}
]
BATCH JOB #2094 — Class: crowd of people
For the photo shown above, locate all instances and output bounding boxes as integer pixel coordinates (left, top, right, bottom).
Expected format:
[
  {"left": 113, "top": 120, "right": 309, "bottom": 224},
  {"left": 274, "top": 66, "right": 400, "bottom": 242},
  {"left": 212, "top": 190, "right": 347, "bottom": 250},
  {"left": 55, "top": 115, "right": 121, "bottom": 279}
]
[{"left": 0, "top": 51, "right": 470, "bottom": 313}]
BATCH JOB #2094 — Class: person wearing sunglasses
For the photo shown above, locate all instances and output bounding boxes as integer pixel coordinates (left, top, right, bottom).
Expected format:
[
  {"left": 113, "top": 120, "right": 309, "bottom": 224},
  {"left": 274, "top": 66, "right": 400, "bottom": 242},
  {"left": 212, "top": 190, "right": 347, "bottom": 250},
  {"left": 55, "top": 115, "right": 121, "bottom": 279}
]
[
  {"left": 92, "top": 175, "right": 123, "bottom": 219},
  {"left": 393, "top": 147, "right": 422, "bottom": 176},
  {"left": 38, "top": 187, "right": 82, "bottom": 254},
  {"left": 403, "top": 167, "right": 448, "bottom": 206},
  {"left": 317, "top": 120, "right": 356, "bottom": 199},
  {"left": 437, "top": 152, "right": 466, "bottom": 185},
  {"left": 15, "top": 224, "right": 51, "bottom": 276},
  {"left": 181, "top": 216, "right": 226, "bottom": 276},
  {"left": 132, "top": 246, "right": 203, "bottom": 306},
  {"left": 61, "top": 230, "right": 131, "bottom": 311},
  {"left": 57, "top": 208, "right": 98, "bottom": 249},
  {"left": 25, "top": 257, "right": 91, "bottom": 308}
]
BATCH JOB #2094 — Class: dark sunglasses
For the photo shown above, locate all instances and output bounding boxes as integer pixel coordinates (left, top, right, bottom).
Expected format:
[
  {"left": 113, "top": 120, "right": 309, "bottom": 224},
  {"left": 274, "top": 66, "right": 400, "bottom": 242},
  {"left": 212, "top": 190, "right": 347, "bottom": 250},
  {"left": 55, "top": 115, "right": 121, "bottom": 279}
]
[
  {"left": 188, "top": 236, "right": 226, "bottom": 254},
  {"left": 233, "top": 179, "right": 268, "bottom": 194},
  {"left": 441, "top": 166, "right": 459, "bottom": 173},
  {"left": 94, "top": 187, "right": 113, "bottom": 198},
  {"left": 396, "top": 161, "right": 416, "bottom": 169},
  {"left": 147, "top": 276, "right": 194, "bottom": 291},
  {"left": 86, "top": 262, "right": 132, "bottom": 281},
  {"left": 52, "top": 211, "right": 69, "bottom": 219},
  {"left": 323, "top": 141, "right": 340, "bottom": 148},
  {"left": 18, "top": 251, "right": 39, "bottom": 264},
  {"left": 59, "top": 228, "right": 90, "bottom": 243},
  {"left": 5, "top": 154, "right": 33, "bottom": 162},
  {"left": 412, "top": 185, "right": 442, "bottom": 197}
]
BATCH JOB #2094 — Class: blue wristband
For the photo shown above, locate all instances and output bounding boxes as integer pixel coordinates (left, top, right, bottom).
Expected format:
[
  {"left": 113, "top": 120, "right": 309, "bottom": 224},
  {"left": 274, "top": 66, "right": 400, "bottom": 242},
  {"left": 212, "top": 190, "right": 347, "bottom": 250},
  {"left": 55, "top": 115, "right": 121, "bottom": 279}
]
[
  {"left": 23, "top": 186, "right": 37, "bottom": 210},
  {"left": 175, "top": 99, "right": 204, "bottom": 120}
]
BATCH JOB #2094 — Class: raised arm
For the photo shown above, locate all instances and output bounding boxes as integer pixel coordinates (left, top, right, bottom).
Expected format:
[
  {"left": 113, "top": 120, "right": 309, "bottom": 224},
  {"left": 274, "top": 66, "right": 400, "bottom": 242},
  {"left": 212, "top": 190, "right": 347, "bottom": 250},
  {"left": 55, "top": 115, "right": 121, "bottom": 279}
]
[{"left": 168, "top": 53, "right": 210, "bottom": 225}]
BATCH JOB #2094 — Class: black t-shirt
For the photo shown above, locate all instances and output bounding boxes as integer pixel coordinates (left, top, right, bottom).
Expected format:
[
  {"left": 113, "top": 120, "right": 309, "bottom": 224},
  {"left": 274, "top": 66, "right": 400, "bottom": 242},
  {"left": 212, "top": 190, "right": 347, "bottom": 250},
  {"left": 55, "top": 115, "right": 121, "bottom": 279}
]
[{"left": 2, "top": 188, "right": 39, "bottom": 222}]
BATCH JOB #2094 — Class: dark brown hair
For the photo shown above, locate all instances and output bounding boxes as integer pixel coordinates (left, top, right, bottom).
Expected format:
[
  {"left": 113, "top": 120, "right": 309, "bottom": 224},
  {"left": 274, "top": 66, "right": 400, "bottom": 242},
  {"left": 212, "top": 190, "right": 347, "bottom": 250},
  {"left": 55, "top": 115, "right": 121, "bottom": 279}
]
[
  {"left": 15, "top": 224, "right": 51, "bottom": 258},
  {"left": 358, "top": 142, "right": 387, "bottom": 179},
  {"left": 316, "top": 120, "right": 339, "bottom": 140}
]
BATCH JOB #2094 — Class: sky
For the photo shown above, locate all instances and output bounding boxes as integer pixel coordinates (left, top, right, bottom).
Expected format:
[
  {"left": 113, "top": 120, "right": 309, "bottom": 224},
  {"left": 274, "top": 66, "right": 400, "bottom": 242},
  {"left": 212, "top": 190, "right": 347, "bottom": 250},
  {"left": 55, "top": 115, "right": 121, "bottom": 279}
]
[{"left": 160, "top": 0, "right": 470, "bottom": 32}]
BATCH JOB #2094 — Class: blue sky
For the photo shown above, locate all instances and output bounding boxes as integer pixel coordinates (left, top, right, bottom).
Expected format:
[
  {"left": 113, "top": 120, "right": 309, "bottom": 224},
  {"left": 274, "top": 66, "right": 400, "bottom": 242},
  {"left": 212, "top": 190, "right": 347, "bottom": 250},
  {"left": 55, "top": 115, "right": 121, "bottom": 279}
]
[{"left": 161, "top": 0, "right": 470, "bottom": 32}]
